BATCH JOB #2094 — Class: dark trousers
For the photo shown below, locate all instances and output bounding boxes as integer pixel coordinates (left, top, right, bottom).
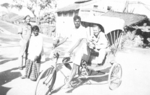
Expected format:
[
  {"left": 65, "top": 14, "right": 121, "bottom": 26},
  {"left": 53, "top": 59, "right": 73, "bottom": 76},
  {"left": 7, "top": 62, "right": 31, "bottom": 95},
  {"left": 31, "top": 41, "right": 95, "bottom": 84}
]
[{"left": 142, "top": 32, "right": 150, "bottom": 45}]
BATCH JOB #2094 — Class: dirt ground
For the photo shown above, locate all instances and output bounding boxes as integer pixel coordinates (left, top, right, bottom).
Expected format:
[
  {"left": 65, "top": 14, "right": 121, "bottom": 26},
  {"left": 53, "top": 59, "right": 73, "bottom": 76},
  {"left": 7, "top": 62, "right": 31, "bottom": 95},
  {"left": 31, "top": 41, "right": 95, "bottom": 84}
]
[
  {"left": 1, "top": 35, "right": 150, "bottom": 95},
  {"left": 0, "top": 21, "right": 150, "bottom": 95}
]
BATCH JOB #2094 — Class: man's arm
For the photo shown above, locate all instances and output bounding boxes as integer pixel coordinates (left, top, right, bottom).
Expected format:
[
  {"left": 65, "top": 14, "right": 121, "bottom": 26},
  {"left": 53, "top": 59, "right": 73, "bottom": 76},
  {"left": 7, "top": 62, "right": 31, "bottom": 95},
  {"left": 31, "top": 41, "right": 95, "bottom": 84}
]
[
  {"left": 57, "top": 37, "right": 68, "bottom": 47},
  {"left": 53, "top": 37, "right": 68, "bottom": 48}
]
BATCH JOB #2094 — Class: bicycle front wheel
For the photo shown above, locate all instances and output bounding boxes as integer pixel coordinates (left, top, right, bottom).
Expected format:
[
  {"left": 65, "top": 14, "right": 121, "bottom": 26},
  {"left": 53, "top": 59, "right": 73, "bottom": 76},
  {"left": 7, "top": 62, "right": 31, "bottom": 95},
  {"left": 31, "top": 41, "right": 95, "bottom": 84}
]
[{"left": 35, "top": 66, "right": 57, "bottom": 95}]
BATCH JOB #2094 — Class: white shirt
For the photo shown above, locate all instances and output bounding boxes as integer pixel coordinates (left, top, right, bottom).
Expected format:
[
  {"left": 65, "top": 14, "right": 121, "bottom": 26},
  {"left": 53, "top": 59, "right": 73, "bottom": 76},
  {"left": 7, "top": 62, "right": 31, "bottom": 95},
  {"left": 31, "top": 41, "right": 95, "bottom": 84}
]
[
  {"left": 69, "top": 26, "right": 88, "bottom": 42},
  {"left": 28, "top": 34, "right": 43, "bottom": 61},
  {"left": 90, "top": 32, "right": 108, "bottom": 49}
]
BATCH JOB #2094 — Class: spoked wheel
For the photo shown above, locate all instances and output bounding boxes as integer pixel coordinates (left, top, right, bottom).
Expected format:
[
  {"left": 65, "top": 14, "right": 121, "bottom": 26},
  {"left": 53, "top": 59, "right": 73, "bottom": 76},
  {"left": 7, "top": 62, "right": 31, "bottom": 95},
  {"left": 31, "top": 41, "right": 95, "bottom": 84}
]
[
  {"left": 35, "top": 66, "right": 57, "bottom": 95},
  {"left": 108, "top": 63, "right": 122, "bottom": 90}
]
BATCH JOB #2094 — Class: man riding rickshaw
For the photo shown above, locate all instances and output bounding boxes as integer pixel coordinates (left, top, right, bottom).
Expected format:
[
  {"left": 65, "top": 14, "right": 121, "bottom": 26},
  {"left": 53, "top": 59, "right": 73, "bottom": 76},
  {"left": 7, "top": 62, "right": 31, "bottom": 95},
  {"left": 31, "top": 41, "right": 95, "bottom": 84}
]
[{"left": 35, "top": 15, "right": 124, "bottom": 95}]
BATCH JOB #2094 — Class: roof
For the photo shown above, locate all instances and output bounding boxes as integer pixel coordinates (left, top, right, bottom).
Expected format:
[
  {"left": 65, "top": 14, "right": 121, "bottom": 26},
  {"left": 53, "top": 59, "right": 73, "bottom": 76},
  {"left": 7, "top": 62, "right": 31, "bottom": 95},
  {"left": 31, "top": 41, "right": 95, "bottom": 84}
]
[
  {"left": 101, "top": 11, "right": 148, "bottom": 26},
  {"left": 81, "top": 16, "right": 125, "bottom": 34},
  {"left": 75, "top": 0, "right": 92, "bottom": 3},
  {"left": 57, "top": 4, "right": 148, "bottom": 26},
  {"left": 57, "top": 4, "right": 80, "bottom": 12},
  {"left": 79, "top": 8, "right": 104, "bottom": 14},
  {"left": 56, "top": 0, "right": 96, "bottom": 12},
  {"left": 56, "top": 1, "right": 148, "bottom": 26},
  {"left": 79, "top": 9, "right": 148, "bottom": 26}
]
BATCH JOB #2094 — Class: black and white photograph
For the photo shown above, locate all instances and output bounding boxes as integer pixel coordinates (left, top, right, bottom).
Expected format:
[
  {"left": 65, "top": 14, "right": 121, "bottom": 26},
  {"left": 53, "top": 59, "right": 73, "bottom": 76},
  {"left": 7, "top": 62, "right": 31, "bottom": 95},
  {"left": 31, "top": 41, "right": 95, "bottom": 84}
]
[{"left": 0, "top": 0, "right": 150, "bottom": 95}]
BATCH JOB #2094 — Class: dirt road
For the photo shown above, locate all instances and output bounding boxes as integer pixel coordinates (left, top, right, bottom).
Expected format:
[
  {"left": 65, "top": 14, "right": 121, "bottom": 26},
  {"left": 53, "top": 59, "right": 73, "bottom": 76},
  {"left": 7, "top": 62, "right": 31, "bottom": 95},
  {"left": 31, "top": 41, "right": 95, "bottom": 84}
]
[
  {"left": 0, "top": 23, "right": 150, "bottom": 95},
  {"left": 1, "top": 44, "right": 150, "bottom": 95}
]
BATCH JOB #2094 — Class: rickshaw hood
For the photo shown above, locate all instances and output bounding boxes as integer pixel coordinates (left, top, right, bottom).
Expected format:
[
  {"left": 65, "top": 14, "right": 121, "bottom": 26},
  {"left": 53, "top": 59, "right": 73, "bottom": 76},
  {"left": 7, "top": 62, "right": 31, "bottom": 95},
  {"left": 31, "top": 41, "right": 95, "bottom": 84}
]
[{"left": 81, "top": 16, "right": 125, "bottom": 34}]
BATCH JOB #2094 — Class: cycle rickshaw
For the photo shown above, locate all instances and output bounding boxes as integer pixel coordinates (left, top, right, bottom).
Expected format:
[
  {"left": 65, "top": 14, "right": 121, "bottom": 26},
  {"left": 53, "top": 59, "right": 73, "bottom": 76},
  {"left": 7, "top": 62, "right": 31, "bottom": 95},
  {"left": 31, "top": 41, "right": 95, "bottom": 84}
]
[{"left": 35, "top": 16, "right": 125, "bottom": 95}]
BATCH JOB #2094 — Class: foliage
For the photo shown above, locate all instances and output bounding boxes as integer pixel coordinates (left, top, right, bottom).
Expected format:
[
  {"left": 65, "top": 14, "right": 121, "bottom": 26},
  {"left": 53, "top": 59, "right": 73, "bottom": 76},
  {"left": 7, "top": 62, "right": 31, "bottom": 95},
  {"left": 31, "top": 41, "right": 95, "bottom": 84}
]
[
  {"left": 29, "top": 0, "right": 53, "bottom": 9},
  {"left": 1, "top": 0, "right": 56, "bottom": 24},
  {"left": 1, "top": 3, "right": 10, "bottom": 8},
  {"left": 26, "top": 0, "right": 54, "bottom": 17},
  {"left": 12, "top": 4, "right": 23, "bottom": 10}
]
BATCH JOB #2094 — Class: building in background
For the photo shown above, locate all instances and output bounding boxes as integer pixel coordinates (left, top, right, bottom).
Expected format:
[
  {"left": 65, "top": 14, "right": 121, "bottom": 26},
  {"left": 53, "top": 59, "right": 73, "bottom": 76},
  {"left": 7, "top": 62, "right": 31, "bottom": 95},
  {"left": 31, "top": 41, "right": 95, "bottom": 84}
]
[{"left": 56, "top": 0, "right": 150, "bottom": 37}]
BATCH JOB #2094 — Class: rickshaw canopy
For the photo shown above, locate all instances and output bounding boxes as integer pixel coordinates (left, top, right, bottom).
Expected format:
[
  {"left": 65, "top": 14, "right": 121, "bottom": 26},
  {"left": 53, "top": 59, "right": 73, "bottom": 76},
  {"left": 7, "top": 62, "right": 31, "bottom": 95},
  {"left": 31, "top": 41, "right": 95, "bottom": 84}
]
[
  {"left": 81, "top": 16, "right": 125, "bottom": 34},
  {"left": 101, "top": 11, "right": 148, "bottom": 26}
]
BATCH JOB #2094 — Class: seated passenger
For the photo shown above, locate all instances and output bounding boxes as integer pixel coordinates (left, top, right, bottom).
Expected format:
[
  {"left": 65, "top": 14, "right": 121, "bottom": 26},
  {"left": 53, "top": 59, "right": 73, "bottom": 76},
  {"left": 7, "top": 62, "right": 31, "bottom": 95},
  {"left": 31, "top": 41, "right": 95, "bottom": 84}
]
[{"left": 87, "top": 24, "right": 108, "bottom": 71}]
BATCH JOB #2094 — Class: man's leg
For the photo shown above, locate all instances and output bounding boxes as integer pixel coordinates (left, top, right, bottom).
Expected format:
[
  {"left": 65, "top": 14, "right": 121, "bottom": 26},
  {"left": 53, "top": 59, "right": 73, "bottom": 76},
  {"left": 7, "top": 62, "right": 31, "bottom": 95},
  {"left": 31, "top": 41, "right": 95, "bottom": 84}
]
[
  {"left": 65, "top": 38, "right": 83, "bottom": 57},
  {"left": 97, "top": 49, "right": 107, "bottom": 64},
  {"left": 64, "top": 39, "right": 90, "bottom": 88},
  {"left": 63, "top": 43, "right": 83, "bottom": 88},
  {"left": 21, "top": 59, "right": 30, "bottom": 79},
  {"left": 20, "top": 41, "right": 29, "bottom": 78},
  {"left": 87, "top": 49, "right": 107, "bottom": 71},
  {"left": 64, "top": 63, "right": 78, "bottom": 88},
  {"left": 18, "top": 42, "right": 27, "bottom": 70},
  {"left": 18, "top": 56, "right": 23, "bottom": 70},
  {"left": 68, "top": 39, "right": 83, "bottom": 53}
]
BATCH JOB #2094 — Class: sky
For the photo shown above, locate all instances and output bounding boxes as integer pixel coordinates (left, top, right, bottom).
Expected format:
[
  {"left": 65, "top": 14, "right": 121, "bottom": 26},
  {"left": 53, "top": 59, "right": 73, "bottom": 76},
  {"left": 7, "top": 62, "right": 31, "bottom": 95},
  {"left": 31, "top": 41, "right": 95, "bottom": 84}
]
[{"left": 0, "top": 0, "right": 150, "bottom": 6}]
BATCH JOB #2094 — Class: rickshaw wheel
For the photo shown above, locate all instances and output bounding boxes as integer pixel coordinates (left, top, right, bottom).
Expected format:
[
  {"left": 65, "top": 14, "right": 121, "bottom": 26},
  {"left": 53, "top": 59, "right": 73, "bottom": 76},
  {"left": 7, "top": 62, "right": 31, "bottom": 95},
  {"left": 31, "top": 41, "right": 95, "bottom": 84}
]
[
  {"left": 108, "top": 63, "right": 122, "bottom": 90},
  {"left": 35, "top": 66, "right": 57, "bottom": 95}
]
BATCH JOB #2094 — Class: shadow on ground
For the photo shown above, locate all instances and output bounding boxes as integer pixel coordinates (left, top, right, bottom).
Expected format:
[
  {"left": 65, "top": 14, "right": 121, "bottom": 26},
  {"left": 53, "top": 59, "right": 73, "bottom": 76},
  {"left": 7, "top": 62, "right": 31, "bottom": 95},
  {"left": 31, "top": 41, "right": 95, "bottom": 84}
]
[
  {"left": 0, "top": 86, "right": 11, "bottom": 95},
  {"left": 0, "top": 57, "right": 18, "bottom": 65},
  {"left": 65, "top": 75, "right": 108, "bottom": 93},
  {"left": 51, "top": 71, "right": 108, "bottom": 94},
  {"left": 0, "top": 67, "right": 21, "bottom": 95}
]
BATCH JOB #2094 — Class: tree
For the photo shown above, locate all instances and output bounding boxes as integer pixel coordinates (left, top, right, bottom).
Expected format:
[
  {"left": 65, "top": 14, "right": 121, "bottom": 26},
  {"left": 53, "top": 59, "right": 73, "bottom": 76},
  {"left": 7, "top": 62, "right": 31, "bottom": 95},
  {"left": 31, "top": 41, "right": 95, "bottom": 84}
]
[
  {"left": 1, "top": 3, "right": 10, "bottom": 9},
  {"left": 27, "top": 0, "right": 57, "bottom": 24},
  {"left": 12, "top": 4, "right": 23, "bottom": 10},
  {"left": 1, "top": 0, "right": 56, "bottom": 24}
]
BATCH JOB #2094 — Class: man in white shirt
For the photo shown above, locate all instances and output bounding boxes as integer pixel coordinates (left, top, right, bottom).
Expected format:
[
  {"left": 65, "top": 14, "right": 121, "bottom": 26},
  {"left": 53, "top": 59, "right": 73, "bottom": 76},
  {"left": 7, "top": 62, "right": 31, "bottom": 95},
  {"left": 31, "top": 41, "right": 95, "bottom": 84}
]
[
  {"left": 64, "top": 15, "right": 88, "bottom": 55},
  {"left": 22, "top": 25, "right": 43, "bottom": 81},
  {"left": 56, "top": 16, "right": 108, "bottom": 88},
  {"left": 61, "top": 15, "right": 90, "bottom": 88},
  {"left": 28, "top": 27, "right": 43, "bottom": 61}
]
